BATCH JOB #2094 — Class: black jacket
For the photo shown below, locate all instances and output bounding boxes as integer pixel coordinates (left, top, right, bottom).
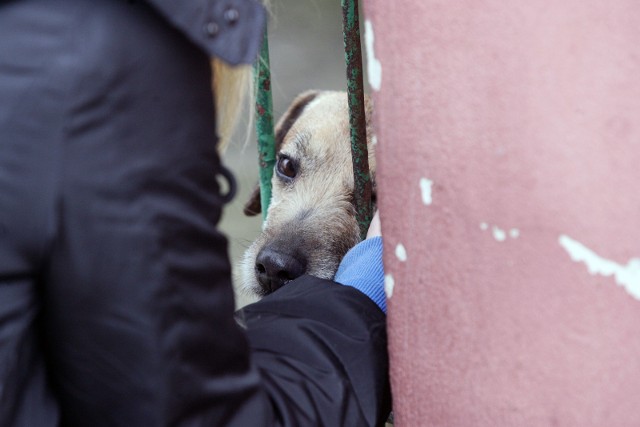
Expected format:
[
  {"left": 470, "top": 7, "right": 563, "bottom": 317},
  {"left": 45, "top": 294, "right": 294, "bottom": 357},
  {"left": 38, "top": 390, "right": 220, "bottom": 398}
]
[{"left": 0, "top": 0, "right": 390, "bottom": 425}]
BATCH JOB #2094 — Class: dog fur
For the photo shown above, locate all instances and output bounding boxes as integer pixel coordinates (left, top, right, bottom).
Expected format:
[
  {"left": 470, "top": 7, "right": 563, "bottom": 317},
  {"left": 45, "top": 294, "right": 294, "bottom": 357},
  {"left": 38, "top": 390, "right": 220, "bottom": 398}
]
[{"left": 240, "top": 90, "right": 376, "bottom": 297}]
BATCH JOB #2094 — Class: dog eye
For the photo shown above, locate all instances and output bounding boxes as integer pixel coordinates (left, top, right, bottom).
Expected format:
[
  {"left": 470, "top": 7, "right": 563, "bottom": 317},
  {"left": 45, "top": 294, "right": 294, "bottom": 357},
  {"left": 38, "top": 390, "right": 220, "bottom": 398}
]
[{"left": 276, "top": 155, "right": 297, "bottom": 180}]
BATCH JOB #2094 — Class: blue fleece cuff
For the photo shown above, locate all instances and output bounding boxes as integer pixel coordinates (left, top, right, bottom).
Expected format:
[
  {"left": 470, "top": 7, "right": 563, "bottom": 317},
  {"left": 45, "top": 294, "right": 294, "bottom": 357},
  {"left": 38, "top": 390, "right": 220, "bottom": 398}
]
[{"left": 334, "top": 236, "right": 386, "bottom": 314}]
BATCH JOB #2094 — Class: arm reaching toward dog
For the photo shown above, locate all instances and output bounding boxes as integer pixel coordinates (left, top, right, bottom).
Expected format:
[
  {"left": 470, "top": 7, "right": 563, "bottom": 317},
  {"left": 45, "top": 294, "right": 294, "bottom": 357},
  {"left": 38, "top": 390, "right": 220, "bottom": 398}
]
[
  {"left": 238, "top": 216, "right": 390, "bottom": 426},
  {"left": 367, "top": 210, "right": 382, "bottom": 239},
  {"left": 240, "top": 276, "right": 390, "bottom": 426}
]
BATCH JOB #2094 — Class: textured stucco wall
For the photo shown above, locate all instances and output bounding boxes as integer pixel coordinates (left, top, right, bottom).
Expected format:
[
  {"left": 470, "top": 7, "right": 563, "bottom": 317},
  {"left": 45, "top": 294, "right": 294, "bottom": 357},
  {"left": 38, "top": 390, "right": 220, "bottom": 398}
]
[{"left": 363, "top": 1, "right": 640, "bottom": 425}]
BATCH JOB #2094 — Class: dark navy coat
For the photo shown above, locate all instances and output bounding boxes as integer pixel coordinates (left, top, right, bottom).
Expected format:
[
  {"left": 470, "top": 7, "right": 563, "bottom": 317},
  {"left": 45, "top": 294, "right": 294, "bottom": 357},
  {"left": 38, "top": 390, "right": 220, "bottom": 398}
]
[{"left": 0, "top": 0, "right": 390, "bottom": 425}]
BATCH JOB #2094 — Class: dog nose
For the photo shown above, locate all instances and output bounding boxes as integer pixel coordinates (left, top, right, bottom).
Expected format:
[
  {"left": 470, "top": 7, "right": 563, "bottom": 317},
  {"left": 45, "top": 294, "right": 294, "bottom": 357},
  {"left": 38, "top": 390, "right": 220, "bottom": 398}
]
[{"left": 255, "top": 247, "right": 306, "bottom": 294}]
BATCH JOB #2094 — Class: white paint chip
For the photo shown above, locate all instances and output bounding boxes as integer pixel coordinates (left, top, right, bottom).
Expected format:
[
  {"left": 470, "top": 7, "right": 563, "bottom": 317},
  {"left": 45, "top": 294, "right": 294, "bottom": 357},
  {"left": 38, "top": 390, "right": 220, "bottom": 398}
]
[
  {"left": 559, "top": 234, "right": 640, "bottom": 301},
  {"left": 419, "top": 178, "right": 433, "bottom": 206},
  {"left": 371, "top": 135, "right": 378, "bottom": 146},
  {"left": 492, "top": 226, "right": 507, "bottom": 242},
  {"left": 395, "top": 243, "right": 407, "bottom": 262},
  {"left": 384, "top": 274, "right": 395, "bottom": 298},
  {"left": 364, "top": 20, "right": 382, "bottom": 91},
  {"left": 481, "top": 223, "right": 520, "bottom": 242}
]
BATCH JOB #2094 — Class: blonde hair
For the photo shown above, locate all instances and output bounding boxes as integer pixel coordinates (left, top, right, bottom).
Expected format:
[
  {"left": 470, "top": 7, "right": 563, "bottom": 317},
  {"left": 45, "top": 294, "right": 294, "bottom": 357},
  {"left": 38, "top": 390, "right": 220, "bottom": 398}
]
[
  {"left": 212, "top": 1, "right": 270, "bottom": 151},
  {"left": 211, "top": 58, "right": 254, "bottom": 151}
]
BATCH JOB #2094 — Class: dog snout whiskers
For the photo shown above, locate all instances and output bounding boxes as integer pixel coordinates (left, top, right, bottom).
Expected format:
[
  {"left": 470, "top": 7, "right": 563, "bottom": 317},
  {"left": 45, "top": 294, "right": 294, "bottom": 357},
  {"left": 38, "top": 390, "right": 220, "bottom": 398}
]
[{"left": 255, "top": 247, "right": 307, "bottom": 294}]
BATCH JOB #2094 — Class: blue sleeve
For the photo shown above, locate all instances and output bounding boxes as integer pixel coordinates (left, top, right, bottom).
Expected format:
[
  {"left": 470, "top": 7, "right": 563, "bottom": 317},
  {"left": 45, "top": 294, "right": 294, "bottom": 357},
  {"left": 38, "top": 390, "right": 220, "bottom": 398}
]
[{"left": 334, "top": 236, "right": 386, "bottom": 314}]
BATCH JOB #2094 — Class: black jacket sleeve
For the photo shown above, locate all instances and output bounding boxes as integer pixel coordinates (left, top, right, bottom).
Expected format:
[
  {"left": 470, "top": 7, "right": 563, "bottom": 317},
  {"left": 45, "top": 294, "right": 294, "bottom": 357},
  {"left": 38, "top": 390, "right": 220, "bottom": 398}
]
[{"left": 239, "top": 276, "right": 392, "bottom": 427}]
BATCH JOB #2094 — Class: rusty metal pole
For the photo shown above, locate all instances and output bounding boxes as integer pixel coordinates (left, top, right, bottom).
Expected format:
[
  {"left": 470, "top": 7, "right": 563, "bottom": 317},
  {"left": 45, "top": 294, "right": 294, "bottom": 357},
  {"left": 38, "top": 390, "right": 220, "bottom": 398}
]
[
  {"left": 341, "top": 0, "right": 373, "bottom": 240},
  {"left": 254, "top": 29, "right": 277, "bottom": 221}
]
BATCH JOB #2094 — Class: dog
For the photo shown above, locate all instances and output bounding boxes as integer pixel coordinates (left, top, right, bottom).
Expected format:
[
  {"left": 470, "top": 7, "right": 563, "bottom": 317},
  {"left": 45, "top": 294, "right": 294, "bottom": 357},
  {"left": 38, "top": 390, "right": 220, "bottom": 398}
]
[{"left": 240, "top": 90, "right": 376, "bottom": 297}]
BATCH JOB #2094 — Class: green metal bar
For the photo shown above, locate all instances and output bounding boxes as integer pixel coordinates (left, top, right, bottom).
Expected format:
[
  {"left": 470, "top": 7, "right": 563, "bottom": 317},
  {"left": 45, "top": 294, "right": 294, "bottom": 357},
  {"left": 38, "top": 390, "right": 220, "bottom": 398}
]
[
  {"left": 341, "top": 0, "right": 373, "bottom": 240},
  {"left": 254, "top": 29, "right": 277, "bottom": 221}
]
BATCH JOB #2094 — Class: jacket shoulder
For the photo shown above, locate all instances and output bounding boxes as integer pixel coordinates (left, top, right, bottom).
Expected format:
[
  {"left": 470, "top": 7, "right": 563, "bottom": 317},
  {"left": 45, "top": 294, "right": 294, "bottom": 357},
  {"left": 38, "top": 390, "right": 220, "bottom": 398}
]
[{"left": 147, "top": 0, "right": 266, "bottom": 65}]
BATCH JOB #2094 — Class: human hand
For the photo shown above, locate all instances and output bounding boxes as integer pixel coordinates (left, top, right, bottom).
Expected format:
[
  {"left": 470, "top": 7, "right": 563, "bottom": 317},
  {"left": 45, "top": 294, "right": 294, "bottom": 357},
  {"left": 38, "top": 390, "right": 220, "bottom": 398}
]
[{"left": 366, "top": 210, "right": 381, "bottom": 239}]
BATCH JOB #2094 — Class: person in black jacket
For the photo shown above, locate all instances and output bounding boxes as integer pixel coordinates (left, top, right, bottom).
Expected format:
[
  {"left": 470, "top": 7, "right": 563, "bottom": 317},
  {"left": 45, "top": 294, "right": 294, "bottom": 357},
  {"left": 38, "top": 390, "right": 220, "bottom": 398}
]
[{"left": 0, "top": 0, "right": 390, "bottom": 426}]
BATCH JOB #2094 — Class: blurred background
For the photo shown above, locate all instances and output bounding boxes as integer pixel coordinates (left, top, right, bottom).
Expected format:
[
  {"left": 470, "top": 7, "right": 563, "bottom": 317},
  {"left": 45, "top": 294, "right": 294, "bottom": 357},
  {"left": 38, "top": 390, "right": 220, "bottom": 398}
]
[{"left": 219, "top": 0, "right": 351, "bottom": 308}]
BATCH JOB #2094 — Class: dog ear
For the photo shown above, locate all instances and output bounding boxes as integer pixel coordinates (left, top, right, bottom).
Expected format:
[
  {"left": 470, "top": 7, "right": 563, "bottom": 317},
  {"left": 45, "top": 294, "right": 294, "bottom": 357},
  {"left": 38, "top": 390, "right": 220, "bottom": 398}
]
[
  {"left": 243, "top": 91, "right": 320, "bottom": 217},
  {"left": 243, "top": 185, "right": 262, "bottom": 216},
  {"left": 273, "top": 90, "right": 319, "bottom": 152}
]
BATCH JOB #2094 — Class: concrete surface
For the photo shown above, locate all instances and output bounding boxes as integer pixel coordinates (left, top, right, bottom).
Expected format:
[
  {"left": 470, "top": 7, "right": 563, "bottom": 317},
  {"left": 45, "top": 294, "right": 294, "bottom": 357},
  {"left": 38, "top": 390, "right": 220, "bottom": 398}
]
[{"left": 365, "top": 1, "right": 640, "bottom": 425}]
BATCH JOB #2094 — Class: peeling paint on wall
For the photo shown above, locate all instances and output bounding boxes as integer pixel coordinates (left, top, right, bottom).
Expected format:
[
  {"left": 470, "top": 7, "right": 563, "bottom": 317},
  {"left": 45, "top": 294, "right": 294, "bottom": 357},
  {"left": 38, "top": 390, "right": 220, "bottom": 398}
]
[
  {"left": 384, "top": 274, "right": 395, "bottom": 298},
  {"left": 419, "top": 178, "right": 433, "bottom": 205},
  {"left": 559, "top": 234, "right": 640, "bottom": 300},
  {"left": 492, "top": 226, "right": 507, "bottom": 242},
  {"left": 395, "top": 243, "right": 407, "bottom": 262},
  {"left": 480, "top": 223, "right": 520, "bottom": 242},
  {"left": 364, "top": 20, "right": 382, "bottom": 91}
]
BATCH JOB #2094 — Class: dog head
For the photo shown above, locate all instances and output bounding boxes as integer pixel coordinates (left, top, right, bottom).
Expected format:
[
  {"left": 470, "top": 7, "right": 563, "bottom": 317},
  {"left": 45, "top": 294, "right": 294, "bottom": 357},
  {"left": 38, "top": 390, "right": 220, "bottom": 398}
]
[{"left": 240, "top": 90, "right": 376, "bottom": 297}]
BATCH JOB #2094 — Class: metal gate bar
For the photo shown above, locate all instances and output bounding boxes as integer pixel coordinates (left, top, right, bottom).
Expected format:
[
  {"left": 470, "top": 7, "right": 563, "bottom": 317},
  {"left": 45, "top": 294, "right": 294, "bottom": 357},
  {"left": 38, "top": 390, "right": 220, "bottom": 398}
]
[
  {"left": 342, "top": 0, "right": 373, "bottom": 239},
  {"left": 254, "top": 30, "right": 276, "bottom": 221}
]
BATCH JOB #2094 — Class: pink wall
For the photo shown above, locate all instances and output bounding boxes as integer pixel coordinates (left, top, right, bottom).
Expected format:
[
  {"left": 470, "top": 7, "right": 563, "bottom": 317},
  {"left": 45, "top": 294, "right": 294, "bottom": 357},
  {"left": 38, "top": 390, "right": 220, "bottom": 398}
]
[{"left": 364, "top": 1, "right": 640, "bottom": 425}]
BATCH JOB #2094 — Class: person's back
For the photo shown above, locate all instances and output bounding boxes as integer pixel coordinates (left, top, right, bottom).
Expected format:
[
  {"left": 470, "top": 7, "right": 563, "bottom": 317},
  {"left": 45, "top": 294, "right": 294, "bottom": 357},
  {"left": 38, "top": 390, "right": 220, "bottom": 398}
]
[{"left": 0, "top": 1, "right": 390, "bottom": 425}]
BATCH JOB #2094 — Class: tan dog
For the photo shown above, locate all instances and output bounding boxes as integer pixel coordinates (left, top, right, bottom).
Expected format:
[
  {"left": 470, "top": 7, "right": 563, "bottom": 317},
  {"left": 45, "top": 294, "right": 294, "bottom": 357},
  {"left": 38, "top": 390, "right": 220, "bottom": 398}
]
[{"left": 240, "top": 90, "right": 376, "bottom": 297}]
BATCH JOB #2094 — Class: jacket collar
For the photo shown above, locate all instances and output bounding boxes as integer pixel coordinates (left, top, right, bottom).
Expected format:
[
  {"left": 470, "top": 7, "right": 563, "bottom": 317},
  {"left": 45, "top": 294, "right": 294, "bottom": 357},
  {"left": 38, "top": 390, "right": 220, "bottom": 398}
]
[{"left": 147, "top": 0, "right": 266, "bottom": 65}]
